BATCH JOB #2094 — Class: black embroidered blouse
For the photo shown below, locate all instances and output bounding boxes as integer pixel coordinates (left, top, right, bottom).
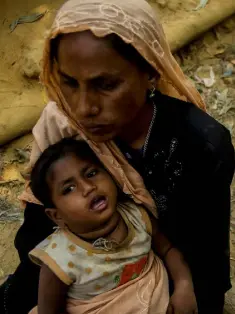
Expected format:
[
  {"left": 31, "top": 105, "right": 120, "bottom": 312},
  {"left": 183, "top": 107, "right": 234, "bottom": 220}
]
[{"left": 116, "top": 92, "right": 235, "bottom": 296}]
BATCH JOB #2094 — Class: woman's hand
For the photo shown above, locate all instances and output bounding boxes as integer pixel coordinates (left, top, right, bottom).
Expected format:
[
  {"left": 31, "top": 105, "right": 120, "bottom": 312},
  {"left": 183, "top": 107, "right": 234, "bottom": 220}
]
[
  {"left": 167, "top": 280, "right": 198, "bottom": 314},
  {"left": 150, "top": 220, "right": 197, "bottom": 313}
]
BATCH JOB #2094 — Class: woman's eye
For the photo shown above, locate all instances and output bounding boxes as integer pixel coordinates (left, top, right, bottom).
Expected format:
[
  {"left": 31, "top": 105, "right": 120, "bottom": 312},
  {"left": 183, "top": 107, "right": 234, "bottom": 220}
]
[
  {"left": 62, "top": 185, "right": 76, "bottom": 195},
  {"left": 95, "top": 78, "right": 119, "bottom": 91},
  {"left": 62, "top": 77, "right": 79, "bottom": 89},
  {"left": 101, "top": 82, "right": 118, "bottom": 91},
  {"left": 86, "top": 169, "right": 98, "bottom": 178}
]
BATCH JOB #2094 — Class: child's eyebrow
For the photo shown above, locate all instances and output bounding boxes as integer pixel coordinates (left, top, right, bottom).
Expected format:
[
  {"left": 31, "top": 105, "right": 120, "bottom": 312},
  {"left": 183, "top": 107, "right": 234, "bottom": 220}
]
[
  {"left": 58, "top": 165, "right": 94, "bottom": 186},
  {"left": 81, "top": 164, "right": 95, "bottom": 175},
  {"left": 59, "top": 177, "right": 75, "bottom": 186}
]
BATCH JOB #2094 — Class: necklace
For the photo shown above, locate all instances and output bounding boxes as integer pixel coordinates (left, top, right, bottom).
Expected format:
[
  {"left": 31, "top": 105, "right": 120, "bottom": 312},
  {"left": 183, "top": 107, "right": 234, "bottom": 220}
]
[
  {"left": 143, "top": 103, "right": 157, "bottom": 157},
  {"left": 92, "top": 238, "right": 119, "bottom": 251}
]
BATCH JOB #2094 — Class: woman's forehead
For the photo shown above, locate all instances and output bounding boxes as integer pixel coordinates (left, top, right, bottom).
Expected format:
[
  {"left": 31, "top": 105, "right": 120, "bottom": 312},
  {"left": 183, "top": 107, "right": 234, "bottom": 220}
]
[
  {"left": 57, "top": 31, "right": 132, "bottom": 78},
  {"left": 58, "top": 31, "right": 111, "bottom": 55}
]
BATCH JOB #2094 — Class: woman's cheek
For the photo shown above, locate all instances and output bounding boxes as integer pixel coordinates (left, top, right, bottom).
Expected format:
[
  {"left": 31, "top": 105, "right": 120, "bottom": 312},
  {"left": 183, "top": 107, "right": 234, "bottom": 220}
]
[{"left": 63, "top": 90, "right": 79, "bottom": 114}]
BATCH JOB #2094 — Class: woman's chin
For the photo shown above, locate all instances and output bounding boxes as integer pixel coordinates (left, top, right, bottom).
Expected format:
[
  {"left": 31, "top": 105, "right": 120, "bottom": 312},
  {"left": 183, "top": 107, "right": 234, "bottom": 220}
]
[{"left": 85, "top": 131, "right": 116, "bottom": 143}]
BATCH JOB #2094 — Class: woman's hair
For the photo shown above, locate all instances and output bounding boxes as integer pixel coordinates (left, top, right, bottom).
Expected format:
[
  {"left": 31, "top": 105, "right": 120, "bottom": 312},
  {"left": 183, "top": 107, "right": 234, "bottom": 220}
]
[
  {"left": 51, "top": 32, "right": 155, "bottom": 76},
  {"left": 30, "top": 138, "right": 103, "bottom": 208}
]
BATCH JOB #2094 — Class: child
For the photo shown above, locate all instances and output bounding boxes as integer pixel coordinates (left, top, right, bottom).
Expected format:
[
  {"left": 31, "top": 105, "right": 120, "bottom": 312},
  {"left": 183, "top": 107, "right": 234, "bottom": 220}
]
[{"left": 29, "top": 138, "right": 197, "bottom": 314}]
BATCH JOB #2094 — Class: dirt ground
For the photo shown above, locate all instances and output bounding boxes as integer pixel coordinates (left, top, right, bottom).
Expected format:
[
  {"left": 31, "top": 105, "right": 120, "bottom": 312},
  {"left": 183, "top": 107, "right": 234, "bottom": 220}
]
[{"left": 0, "top": 0, "right": 235, "bottom": 312}]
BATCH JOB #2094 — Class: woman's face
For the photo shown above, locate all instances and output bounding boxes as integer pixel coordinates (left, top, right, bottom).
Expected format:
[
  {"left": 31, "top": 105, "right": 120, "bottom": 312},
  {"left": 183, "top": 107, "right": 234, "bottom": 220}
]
[{"left": 57, "top": 31, "right": 150, "bottom": 142}]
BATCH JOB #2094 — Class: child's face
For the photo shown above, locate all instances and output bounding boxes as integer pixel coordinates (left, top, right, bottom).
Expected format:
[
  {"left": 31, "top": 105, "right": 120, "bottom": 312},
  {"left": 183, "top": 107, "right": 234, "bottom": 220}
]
[{"left": 46, "top": 153, "right": 118, "bottom": 237}]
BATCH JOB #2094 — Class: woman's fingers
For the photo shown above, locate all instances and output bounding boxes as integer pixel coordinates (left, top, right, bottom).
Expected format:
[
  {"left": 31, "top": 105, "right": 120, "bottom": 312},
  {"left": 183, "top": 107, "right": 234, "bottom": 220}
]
[
  {"left": 166, "top": 301, "right": 198, "bottom": 314},
  {"left": 166, "top": 303, "right": 174, "bottom": 314}
]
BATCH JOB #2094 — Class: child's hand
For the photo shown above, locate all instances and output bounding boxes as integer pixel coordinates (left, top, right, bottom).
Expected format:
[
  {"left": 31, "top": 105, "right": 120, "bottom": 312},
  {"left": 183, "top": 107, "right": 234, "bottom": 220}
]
[{"left": 166, "top": 281, "right": 198, "bottom": 314}]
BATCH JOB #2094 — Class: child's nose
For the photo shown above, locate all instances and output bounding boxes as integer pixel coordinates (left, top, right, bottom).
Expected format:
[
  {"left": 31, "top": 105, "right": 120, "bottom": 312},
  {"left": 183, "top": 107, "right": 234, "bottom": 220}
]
[{"left": 81, "top": 180, "right": 96, "bottom": 197}]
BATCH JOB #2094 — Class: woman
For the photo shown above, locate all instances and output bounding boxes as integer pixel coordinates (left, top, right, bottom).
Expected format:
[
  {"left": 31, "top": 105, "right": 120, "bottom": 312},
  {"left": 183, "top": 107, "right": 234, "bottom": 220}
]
[{"left": 0, "top": 0, "right": 234, "bottom": 313}]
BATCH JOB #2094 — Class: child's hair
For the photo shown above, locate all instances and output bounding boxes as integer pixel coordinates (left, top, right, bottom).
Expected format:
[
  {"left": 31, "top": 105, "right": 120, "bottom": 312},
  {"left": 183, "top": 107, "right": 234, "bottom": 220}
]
[{"left": 30, "top": 138, "right": 103, "bottom": 208}]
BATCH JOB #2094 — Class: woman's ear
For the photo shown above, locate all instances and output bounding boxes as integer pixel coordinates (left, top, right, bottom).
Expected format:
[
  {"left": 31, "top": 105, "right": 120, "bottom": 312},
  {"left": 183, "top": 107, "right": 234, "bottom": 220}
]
[
  {"left": 45, "top": 208, "right": 65, "bottom": 228},
  {"left": 148, "top": 74, "right": 160, "bottom": 88}
]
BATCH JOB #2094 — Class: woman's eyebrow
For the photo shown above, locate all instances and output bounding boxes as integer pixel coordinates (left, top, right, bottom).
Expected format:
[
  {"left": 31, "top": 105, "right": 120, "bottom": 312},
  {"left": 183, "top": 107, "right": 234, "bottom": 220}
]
[
  {"left": 59, "top": 68, "right": 120, "bottom": 81},
  {"left": 58, "top": 70, "right": 75, "bottom": 80}
]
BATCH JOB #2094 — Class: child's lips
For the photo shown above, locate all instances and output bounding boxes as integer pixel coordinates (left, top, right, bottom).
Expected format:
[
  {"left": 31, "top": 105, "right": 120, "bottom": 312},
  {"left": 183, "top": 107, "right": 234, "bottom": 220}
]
[{"left": 90, "top": 196, "right": 108, "bottom": 212}]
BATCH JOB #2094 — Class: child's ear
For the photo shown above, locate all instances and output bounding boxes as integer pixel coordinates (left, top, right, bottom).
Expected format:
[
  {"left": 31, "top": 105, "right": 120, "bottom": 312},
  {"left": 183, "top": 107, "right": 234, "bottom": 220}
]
[{"left": 45, "top": 208, "right": 65, "bottom": 228}]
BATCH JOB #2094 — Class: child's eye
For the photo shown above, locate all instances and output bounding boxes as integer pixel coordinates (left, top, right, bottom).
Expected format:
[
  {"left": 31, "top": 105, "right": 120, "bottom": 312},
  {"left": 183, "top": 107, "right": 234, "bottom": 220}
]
[
  {"left": 62, "top": 185, "right": 76, "bottom": 195},
  {"left": 86, "top": 169, "right": 98, "bottom": 178}
]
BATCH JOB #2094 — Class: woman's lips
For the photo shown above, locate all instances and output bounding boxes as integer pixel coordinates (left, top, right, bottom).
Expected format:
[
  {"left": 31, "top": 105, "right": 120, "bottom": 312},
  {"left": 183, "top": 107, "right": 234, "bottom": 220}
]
[
  {"left": 82, "top": 124, "right": 113, "bottom": 134},
  {"left": 88, "top": 126, "right": 105, "bottom": 133},
  {"left": 90, "top": 196, "right": 108, "bottom": 212}
]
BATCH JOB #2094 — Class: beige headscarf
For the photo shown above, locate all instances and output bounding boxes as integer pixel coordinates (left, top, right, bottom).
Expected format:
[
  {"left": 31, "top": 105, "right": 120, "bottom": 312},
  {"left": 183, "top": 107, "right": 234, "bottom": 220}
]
[{"left": 21, "top": 0, "right": 206, "bottom": 217}]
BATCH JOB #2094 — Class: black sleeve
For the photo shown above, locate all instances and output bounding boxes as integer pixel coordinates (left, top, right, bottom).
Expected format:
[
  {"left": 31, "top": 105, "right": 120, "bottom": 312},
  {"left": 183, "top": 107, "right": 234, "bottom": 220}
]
[
  {"left": 0, "top": 203, "right": 55, "bottom": 313},
  {"left": 183, "top": 127, "right": 235, "bottom": 293},
  {"left": 14, "top": 202, "right": 55, "bottom": 261},
  {"left": 197, "top": 130, "right": 234, "bottom": 254}
]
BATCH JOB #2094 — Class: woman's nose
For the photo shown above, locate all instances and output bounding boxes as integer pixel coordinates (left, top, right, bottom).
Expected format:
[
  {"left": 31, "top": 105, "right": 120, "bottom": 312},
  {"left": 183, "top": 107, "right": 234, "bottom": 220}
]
[{"left": 75, "top": 89, "right": 99, "bottom": 119}]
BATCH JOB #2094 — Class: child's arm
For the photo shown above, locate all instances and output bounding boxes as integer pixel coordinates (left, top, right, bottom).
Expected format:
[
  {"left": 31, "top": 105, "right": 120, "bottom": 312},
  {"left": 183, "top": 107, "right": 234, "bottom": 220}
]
[
  {"left": 38, "top": 264, "right": 69, "bottom": 314},
  {"left": 151, "top": 218, "right": 198, "bottom": 314}
]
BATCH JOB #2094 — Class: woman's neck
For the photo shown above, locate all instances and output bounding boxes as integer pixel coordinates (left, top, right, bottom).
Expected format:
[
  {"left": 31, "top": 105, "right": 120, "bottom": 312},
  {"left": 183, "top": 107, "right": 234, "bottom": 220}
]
[{"left": 119, "top": 102, "right": 154, "bottom": 150}]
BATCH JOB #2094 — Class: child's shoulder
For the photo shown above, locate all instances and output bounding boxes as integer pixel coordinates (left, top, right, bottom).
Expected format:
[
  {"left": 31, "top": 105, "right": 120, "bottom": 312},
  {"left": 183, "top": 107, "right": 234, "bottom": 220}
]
[
  {"left": 29, "top": 228, "right": 73, "bottom": 260},
  {"left": 117, "top": 201, "right": 152, "bottom": 235},
  {"left": 29, "top": 228, "right": 78, "bottom": 285}
]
